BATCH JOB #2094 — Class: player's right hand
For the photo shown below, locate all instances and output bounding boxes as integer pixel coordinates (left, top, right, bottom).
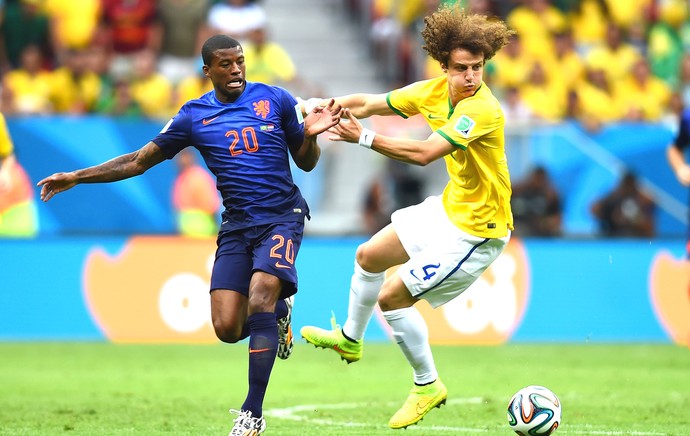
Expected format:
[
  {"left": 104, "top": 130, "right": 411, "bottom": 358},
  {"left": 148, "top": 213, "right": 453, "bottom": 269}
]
[
  {"left": 37, "top": 172, "right": 78, "bottom": 202},
  {"left": 304, "top": 99, "right": 342, "bottom": 137}
]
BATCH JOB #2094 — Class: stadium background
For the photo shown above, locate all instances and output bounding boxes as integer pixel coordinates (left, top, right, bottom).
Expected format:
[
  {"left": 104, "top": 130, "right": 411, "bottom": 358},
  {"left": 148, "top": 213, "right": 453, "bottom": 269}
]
[{"left": 1, "top": 0, "right": 690, "bottom": 347}]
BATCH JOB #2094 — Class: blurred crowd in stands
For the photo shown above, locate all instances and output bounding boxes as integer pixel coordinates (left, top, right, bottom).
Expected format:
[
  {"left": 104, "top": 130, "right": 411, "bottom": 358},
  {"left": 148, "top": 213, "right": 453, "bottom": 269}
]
[
  {"left": 0, "top": 0, "right": 683, "bottom": 239},
  {"left": 0, "top": 0, "right": 321, "bottom": 119},
  {"left": 3, "top": 0, "right": 686, "bottom": 126},
  {"left": 359, "top": 0, "right": 690, "bottom": 131}
]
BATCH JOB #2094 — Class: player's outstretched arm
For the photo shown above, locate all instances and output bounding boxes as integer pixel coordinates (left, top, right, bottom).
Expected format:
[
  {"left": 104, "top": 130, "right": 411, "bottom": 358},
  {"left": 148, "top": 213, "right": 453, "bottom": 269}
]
[
  {"left": 37, "top": 141, "right": 166, "bottom": 202},
  {"left": 328, "top": 108, "right": 453, "bottom": 166},
  {"left": 291, "top": 99, "right": 343, "bottom": 172},
  {"left": 298, "top": 93, "right": 391, "bottom": 119}
]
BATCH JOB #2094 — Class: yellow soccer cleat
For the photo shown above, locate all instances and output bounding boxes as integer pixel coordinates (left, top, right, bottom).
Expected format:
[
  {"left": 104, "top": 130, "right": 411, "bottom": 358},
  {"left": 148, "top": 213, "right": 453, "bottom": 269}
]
[
  {"left": 300, "top": 313, "right": 363, "bottom": 363},
  {"left": 388, "top": 378, "right": 448, "bottom": 429}
]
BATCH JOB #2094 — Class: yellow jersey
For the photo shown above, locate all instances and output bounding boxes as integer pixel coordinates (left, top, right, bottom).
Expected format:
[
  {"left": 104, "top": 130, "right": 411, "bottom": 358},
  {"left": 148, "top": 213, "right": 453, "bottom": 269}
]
[
  {"left": 44, "top": 0, "right": 101, "bottom": 49},
  {"left": 4, "top": 69, "right": 53, "bottom": 114},
  {"left": 130, "top": 73, "right": 174, "bottom": 119},
  {"left": 49, "top": 67, "right": 101, "bottom": 113},
  {"left": 386, "top": 77, "right": 513, "bottom": 238},
  {"left": 243, "top": 42, "right": 297, "bottom": 85},
  {"left": 0, "top": 113, "right": 14, "bottom": 158}
]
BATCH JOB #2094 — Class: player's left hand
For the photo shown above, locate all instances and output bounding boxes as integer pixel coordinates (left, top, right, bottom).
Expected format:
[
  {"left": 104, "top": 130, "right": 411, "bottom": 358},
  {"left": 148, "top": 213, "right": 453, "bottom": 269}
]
[
  {"left": 304, "top": 98, "right": 342, "bottom": 137},
  {"left": 327, "top": 108, "right": 362, "bottom": 144}
]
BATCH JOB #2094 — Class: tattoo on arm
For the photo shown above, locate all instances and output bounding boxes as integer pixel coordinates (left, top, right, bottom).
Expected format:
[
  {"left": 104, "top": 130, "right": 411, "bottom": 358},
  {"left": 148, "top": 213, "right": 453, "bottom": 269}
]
[{"left": 77, "top": 142, "right": 165, "bottom": 183}]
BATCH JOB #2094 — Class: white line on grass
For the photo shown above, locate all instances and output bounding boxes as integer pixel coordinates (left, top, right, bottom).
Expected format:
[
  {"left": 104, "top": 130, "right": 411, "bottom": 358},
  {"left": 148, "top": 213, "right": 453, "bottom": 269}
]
[
  {"left": 266, "top": 400, "right": 667, "bottom": 435},
  {"left": 264, "top": 397, "right": 488, "bottom": 432},
  {"left": 560, "top": 428, "right": 666, "bottom": 436}
]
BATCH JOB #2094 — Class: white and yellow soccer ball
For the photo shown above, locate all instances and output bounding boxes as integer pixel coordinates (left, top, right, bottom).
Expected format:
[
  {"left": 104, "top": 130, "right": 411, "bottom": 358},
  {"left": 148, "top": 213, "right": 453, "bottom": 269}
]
[{"left": 507, "top": 385, "right": 561, "bottom": 435}]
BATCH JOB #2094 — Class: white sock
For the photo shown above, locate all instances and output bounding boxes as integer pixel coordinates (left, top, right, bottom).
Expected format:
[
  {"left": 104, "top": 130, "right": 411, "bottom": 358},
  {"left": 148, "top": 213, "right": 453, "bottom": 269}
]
[
  {"left": 383, "top": 306, "right": 438, "bottom": 385},
  {"left": 342, "top": 260, "right": 384, "bottom": 341}
]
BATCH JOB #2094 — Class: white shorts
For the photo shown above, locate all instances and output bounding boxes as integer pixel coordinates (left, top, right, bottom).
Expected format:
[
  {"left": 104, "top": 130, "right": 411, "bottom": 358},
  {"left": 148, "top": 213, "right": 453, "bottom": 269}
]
[{"left": 392, "top": 195, "right": 510, "bottom": 308}]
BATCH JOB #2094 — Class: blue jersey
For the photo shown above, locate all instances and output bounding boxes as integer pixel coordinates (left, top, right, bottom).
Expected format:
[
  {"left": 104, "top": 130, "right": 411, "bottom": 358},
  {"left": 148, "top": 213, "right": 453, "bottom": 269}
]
[
  {"left": 153, "top": 82, "right": 308, "bottom": 232},
  {"left": 674, "top": 108, "right": 690, "bottom": 152}
]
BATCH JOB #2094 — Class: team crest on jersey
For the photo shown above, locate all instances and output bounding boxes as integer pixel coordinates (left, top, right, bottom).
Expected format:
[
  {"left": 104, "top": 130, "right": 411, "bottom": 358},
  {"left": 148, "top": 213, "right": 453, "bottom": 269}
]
[
  {"left": 253, "top": 100, "right": 270, "bottom": 119},
  {"left": 260, "top": 124, "right": 275, "bottom": 131},
  {"left": 455, "top": 115, "right": 476, "bottom": 138}
]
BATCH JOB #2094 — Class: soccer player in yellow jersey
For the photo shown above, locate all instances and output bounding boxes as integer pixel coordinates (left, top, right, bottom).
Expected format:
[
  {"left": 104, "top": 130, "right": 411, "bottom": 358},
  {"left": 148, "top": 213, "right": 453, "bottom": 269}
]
[
  {"left": 0, "top": 112, "right": 39, "bottom": 237},
  {"left": 300, "top": 6, "right": 514, "bottom": 429}
]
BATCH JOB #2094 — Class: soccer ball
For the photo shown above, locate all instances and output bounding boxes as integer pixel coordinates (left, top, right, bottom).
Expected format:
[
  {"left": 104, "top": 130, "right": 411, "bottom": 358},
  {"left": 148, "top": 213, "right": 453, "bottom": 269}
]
[{"left": 507, "top": 385, "right": 561, "bottom": 435}]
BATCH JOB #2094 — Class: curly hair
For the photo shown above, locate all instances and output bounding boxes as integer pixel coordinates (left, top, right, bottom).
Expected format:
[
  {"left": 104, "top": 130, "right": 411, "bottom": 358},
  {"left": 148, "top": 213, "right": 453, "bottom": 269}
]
[{"left": 421, "top": 6, "right": 514, "bottom": 65}]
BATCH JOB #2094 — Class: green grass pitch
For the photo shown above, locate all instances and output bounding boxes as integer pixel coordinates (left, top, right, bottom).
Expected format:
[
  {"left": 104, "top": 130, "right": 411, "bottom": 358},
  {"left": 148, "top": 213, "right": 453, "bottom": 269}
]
[{"left": 0, "top": 342, "right": 688, "bottom": 435}]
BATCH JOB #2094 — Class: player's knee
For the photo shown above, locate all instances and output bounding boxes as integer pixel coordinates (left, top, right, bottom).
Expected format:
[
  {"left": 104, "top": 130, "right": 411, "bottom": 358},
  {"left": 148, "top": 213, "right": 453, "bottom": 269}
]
[
  {"left": 377, "top": 291, "right": 399, "bottom": 311},
  {"left": 212, "top": 321, "right": 242, "bottom": 344},
  {"left": 355, "top": 243, "right": 381, "bottom": 272},
  {"left": 378, "top": 283, "right": 415, "bottom": 311}
]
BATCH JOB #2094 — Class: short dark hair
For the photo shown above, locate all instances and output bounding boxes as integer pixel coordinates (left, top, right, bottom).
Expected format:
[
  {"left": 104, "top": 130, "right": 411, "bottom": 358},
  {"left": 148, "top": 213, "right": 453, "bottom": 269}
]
[{"left": 201, "top": 35, "right": 242, "bottom": 65}]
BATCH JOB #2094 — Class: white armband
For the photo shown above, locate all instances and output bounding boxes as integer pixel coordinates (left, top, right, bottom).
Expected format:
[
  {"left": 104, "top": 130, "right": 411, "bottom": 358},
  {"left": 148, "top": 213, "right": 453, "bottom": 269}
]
[
  {"left": 306, "top": 98, "right": 322, "bottom": 114},
  {"left": 358, "top": 128, "right": 375, "bottom": 149},
  {"left": 296, "top": 97, "right": 322, "bottom": 115}
]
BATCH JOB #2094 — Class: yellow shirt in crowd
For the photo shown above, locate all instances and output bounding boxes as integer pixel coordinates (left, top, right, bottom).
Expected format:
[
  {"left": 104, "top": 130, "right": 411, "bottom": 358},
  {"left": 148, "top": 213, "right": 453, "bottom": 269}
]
[
  {"left": 507, "top": 3, "right": 567, "bottom": 57},
  {"left": 49, "top": 67, "right": 101, "bottom": 113},
  {"left": 175, "top": 76, "right": 213, "bottom": 111},
  {"left": 575, "top": 79, "right": 624, "bottom": 124},
  {"left": 243, "top": 42, "right": 297, "bottom": 85},
  {"left": 3, "top": 69, "right": 53, "bottom": 113},
  {"left": 614, "top": 75, "right": 672, "bottom": 121},
  {"left": 586, "top": 43, "right": 642, "bottom": 83},
  {"left": 130, "top": 73, "right": 174, "bottom": 119},
  {"left": 44, "top": 0, "right": 101, "bottom": 50}
]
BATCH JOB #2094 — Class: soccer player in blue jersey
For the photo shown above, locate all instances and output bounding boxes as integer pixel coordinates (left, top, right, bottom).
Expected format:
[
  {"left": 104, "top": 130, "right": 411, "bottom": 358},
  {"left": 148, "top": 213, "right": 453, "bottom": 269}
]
[
  {"left": 38, "top": 34, "right": 342, "bottom": 436},
  {"left": 668, "top": 105, "right": 690, "bottom": 258}
]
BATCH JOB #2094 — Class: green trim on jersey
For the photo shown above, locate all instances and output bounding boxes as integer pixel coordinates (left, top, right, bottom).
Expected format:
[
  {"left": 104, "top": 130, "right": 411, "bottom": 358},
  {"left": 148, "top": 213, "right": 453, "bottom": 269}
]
[
  {"left": 437, "top": 130, "right": 466, "bottom": 150},
  {"left": 386, "top": 92, "right": 408, "bottom": 118}
]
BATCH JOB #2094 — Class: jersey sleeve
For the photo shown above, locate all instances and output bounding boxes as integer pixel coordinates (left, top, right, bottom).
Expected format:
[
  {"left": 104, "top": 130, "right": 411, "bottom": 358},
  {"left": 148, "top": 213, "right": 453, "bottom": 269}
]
[
  {"left": 386, "top": 82, "right": 422, "bottom": 119},
  {"left": 436, "top": 99, "right": 501, "bottom": 150},
  {"left": 151, "top": 103, "right": 194, "bottom": 159},
  {"left": 278, "top": 88, "right": 304, "bottom": 148}
]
